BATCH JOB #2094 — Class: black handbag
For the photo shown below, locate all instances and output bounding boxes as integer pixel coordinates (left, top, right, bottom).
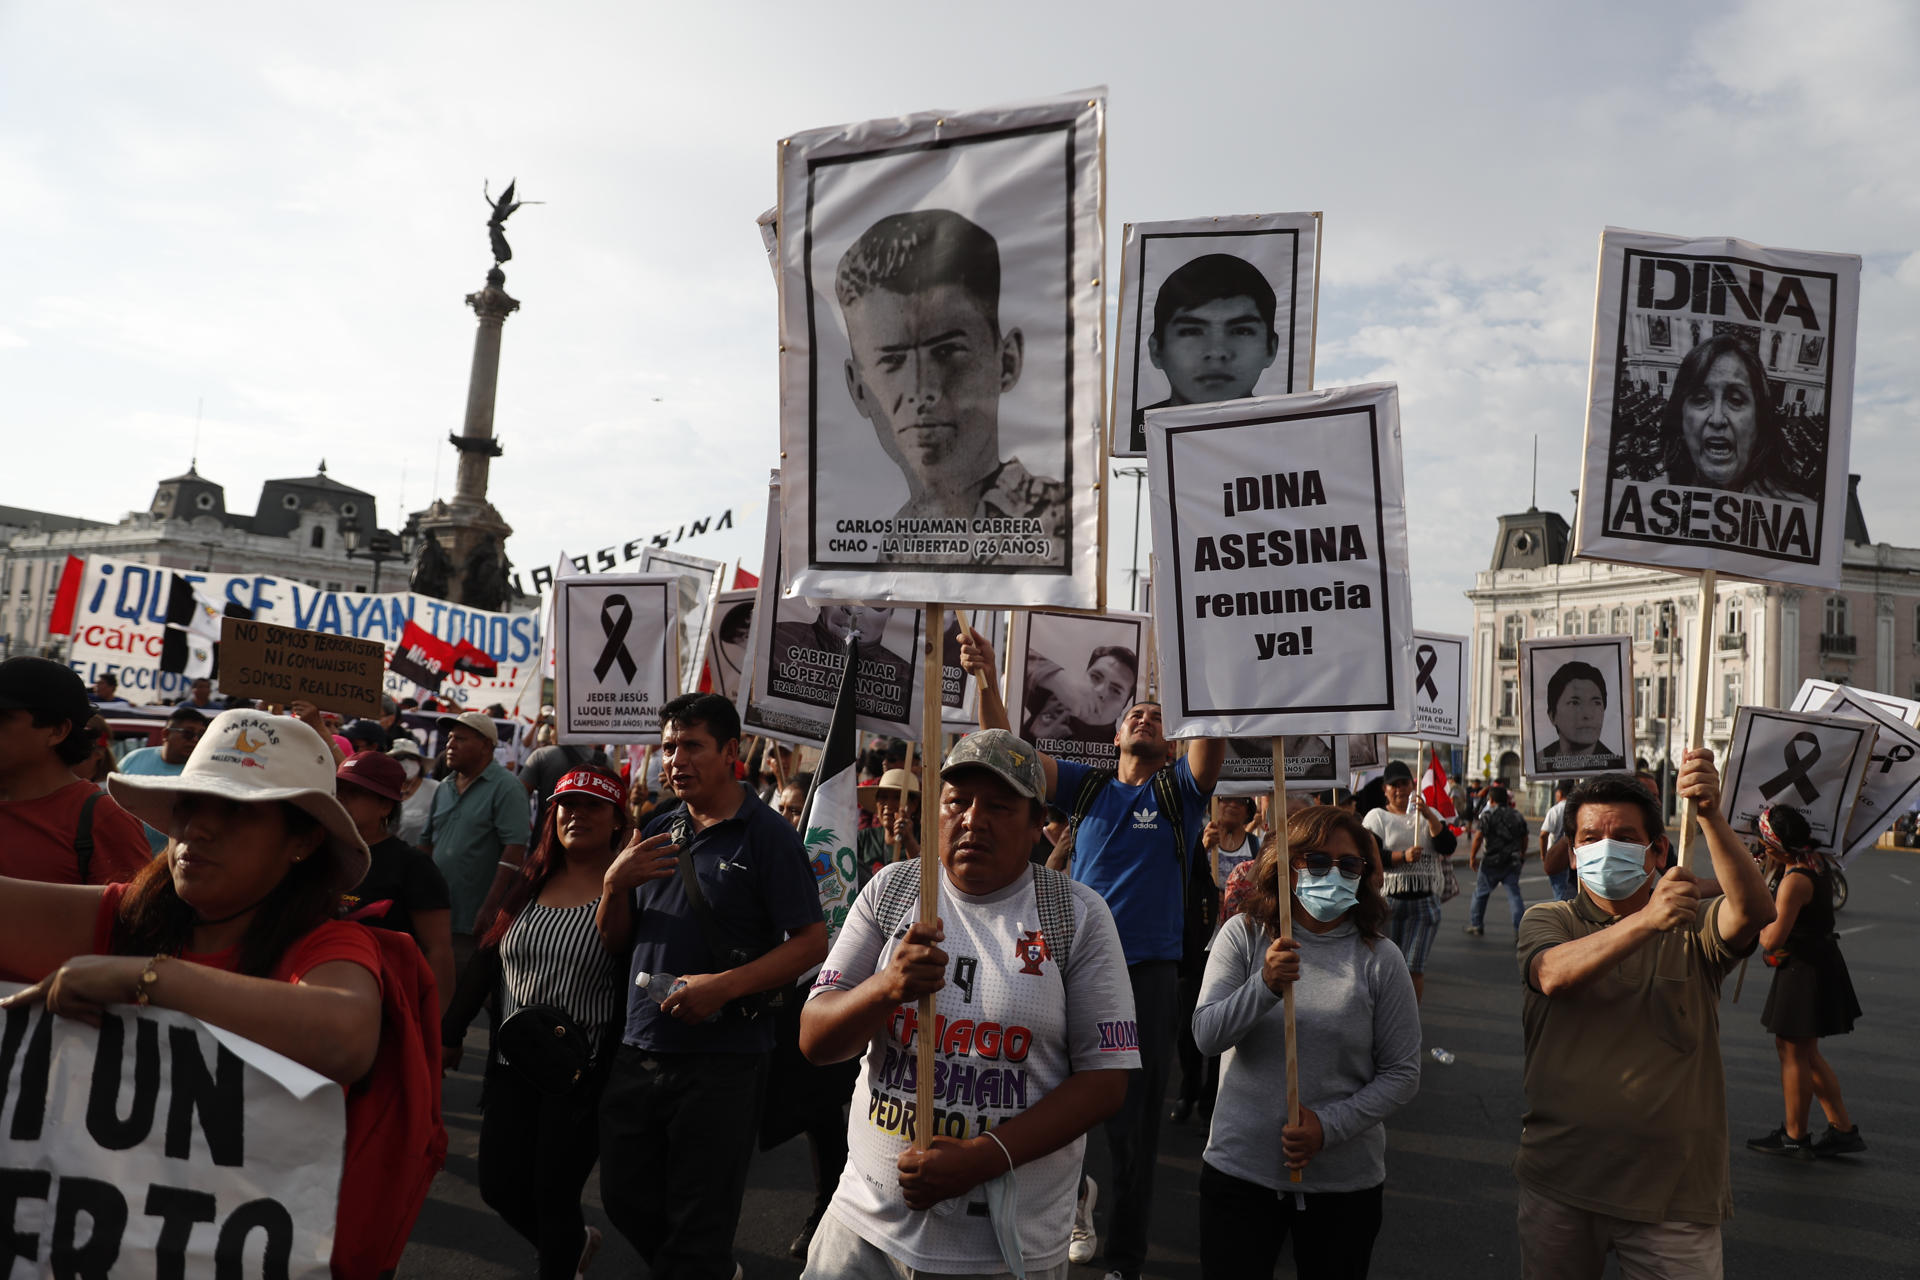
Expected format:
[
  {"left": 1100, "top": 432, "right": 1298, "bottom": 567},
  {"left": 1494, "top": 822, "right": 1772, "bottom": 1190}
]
[{"left": 495, "top": 1002, "right": 593, "bottom": 1094}]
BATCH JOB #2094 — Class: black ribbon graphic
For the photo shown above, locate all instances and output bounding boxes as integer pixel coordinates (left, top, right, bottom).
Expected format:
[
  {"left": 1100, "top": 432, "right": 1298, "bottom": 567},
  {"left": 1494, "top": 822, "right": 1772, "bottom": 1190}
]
[
  {"left": 1872, "top": 742, "right": 1915, "bottom": 775},
  {"left": 1758, "top": 731, "right": 1823, "bottom": 804},
  {"left": 1415, "top": 645, "right": 1439, "bottom": 700},
  {"left": 594, "top": 595, "right": 638, "bottom": 683}
]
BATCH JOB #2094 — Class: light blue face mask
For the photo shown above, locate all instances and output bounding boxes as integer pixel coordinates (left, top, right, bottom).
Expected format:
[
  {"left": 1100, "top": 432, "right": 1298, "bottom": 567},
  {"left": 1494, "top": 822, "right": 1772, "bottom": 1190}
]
[
  {"left": 1575, "top": 837, "right": 1652, "bottom": 900},
  {"left": 981, "top": 1165, "right": 1024, "bottom": 1278},
  {"left": 1294, "top": 870, "right": 1359, "bottom": 922}
]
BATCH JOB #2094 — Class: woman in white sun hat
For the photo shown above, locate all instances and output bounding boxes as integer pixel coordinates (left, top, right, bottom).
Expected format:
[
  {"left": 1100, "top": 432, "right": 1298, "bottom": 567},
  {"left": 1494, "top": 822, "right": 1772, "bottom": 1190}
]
[{"left": 0, "top": 709, "right": 383, "bottom": 1083}]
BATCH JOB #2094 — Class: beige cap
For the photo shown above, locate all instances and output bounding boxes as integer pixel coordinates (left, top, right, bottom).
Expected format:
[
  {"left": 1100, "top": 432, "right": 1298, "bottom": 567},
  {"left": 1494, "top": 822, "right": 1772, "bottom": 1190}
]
[{"left": 439, "top": 710, "right": 498, "bottom": 745}]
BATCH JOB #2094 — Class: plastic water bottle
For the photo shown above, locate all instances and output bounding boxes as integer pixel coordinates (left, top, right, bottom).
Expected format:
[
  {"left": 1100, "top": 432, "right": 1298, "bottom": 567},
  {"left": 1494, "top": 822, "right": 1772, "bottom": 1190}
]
[
  {"left": 635, "top": 971, "right": 720, "bottom": 1022},
  {"left": 1429, "top": 1047, "right": 1456, "bottom": 1065},
  {"left": 634, "top": 970, "right": 683, "bottom": 1003}
]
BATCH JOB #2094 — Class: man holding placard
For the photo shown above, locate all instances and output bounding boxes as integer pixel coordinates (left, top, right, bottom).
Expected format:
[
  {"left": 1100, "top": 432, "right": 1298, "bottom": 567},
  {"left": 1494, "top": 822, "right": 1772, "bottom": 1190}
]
[
  {"left": 1515, "top": 751, "right": 1773, "bottom": 1278},
  {"left": 960, "top": 625, "right": 1222, "bottom": 1280}
]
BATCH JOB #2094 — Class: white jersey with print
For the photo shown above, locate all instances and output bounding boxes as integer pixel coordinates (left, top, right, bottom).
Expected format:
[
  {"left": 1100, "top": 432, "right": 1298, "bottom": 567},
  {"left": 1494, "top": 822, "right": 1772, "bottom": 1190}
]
[{"left": 808, "top": 860, "right": 1140, "bottom": 1274}]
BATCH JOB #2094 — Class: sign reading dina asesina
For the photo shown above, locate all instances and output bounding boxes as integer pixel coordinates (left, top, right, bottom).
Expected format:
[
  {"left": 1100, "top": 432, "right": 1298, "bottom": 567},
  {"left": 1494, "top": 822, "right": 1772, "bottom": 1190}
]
[
  {"left": 1574, "top": 227, "right": 1860, "bottom": 586},
  {"left": 1145, "top": 383, "right": 1414, "bottom": 738}
]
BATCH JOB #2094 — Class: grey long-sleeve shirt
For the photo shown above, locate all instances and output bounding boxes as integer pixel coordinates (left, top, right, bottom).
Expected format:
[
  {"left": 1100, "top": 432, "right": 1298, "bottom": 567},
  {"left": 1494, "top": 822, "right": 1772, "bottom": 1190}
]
[{"left": 1194, "top": 913, "right": 1423, "bottom": 1192}]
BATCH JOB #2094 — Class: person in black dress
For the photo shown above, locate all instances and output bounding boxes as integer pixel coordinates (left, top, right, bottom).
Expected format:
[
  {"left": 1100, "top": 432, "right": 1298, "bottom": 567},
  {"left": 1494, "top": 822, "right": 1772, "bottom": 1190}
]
[{"left": 1746, "top": 804, "right": 1865, "bottom": 1159}]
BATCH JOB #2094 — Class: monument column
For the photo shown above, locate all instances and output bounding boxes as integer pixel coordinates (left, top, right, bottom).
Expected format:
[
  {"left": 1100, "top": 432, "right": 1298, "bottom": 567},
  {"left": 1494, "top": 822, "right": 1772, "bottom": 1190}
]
[{"left": 454, "top": 267, "right": 519, "bottom": 504}]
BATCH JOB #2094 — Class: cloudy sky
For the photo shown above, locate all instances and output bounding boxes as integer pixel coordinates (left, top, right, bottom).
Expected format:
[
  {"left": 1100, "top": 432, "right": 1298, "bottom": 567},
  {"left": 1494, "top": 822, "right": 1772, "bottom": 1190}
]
[{"left": 4, "top": 0, "right": 1915, "bottom": 639}]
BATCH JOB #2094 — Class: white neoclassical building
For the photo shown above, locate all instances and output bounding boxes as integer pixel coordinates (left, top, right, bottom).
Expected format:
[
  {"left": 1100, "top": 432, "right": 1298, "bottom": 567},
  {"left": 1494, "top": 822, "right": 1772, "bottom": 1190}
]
[
  {"left": 1, "top": 462, "right": 394, "bottom": 659},
  {"left": 1465, "top": 477, "right": 1919, "bottom": 812}
]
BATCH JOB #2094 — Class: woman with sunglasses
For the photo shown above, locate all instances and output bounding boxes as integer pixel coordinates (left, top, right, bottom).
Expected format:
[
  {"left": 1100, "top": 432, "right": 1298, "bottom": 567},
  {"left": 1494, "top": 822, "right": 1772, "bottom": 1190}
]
[
  {"left": 1193, "top": 805, "right": 1422, "bottom": 1278},
  {"left": 443, "top": 767, "right": 630, "bottom": 1279}
]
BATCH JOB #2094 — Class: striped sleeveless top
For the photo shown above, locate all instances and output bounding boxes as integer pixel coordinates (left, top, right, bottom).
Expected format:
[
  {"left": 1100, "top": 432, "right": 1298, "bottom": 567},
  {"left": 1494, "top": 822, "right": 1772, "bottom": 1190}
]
[{"left": 500, "top": 898, "right": 623, "bottom": 1037}]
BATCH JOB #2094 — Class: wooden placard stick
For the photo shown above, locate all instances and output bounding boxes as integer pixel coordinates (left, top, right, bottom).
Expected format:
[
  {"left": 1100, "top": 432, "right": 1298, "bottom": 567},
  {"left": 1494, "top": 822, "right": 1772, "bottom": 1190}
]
[
  {"left": 767, "top": 738, "right": 788, "bottom": 789},
  {"left": 914, "top": 604, "right": 946, "bottom": 1151},
  {"left": 1268, "top": 736, "right": 1301, "bottom": 1184},
  {"left": 1210, "top": 797, "right": 1222, "bottom": 893},
  {"left": 1676, "top": 569, "right": 1718, "bottom": 873}
]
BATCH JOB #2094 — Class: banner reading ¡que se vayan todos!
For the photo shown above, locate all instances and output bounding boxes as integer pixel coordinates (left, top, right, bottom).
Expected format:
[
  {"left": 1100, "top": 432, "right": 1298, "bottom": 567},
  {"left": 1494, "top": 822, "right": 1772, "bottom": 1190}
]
[{"left": 64, "top": 554, "right": 541, "bottom": 711}]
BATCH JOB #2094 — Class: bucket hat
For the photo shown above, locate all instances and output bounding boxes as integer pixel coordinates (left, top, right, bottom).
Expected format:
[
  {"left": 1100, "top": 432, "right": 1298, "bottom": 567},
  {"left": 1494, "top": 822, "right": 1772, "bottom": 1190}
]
[{"left": 109, "top": 709, "right": 370, "bottom": 892}]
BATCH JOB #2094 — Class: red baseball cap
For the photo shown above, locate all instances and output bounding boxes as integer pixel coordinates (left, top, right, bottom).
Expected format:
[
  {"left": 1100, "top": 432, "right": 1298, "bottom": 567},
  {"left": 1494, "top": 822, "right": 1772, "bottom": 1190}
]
[
  {"left": 337, "top": 749, "right": 407, "bottom": 803},
  {"left": 552, "top": 768, "right": 625, "bottom": 808}
]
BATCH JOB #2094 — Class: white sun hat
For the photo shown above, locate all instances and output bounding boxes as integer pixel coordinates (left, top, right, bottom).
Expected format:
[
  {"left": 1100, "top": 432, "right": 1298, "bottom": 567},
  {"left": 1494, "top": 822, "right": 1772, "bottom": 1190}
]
[{"left": 109, "top": 709, "right": 370, "bottom": 892}]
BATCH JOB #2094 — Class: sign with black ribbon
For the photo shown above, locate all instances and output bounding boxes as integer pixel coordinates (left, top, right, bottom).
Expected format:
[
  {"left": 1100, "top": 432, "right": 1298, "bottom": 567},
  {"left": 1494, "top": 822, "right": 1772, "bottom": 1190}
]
[
  {"left": 1791, "top": 682, "right": 1920, "bottom": 865},
  {"left": 1720, "top": 705, "right": 1876, "bottom": 847},
  {"left": 555, "top": 573, "right": 678, "bottom": 745},
  {"left": 1410, "top": 629, "right": 1467, "bottom": 744}
]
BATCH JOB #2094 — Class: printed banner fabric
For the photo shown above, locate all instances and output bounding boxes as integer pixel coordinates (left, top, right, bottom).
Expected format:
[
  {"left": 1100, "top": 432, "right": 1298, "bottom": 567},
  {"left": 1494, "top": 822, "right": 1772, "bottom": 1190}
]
[
  {"left": 1145, "top": 383, "right": 1415, "bottom": 738},
  {"left": 0, "top": 987, "right": 344, "bottom": 1278},
  {"left": 1573, "top": 227, "right": 1861, "bottom": 586},
  {"left": 776, "top": 90, "right": 1108, "bottom": 610},
  {"left": 64, "top": 555, "right": 542, "bottom": 715},
  {"left": 1216, "top": 735, "right": 1350, "bottom": 798}
]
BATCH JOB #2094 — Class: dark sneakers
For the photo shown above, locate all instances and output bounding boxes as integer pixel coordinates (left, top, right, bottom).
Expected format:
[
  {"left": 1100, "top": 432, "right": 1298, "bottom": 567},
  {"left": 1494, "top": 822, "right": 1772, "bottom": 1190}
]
[
  {"left": 1812, "top": 1125, "right": 1868, "bottom": 1157},
  {"left": 1747, "top": 1127, "right": 1816, "bottom": 1160}
]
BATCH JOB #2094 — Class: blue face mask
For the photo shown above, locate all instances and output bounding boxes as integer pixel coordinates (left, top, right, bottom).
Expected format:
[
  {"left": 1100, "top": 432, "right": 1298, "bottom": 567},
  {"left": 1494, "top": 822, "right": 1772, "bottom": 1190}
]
[
  {"left": 1575, "top": 837, "right": 1652, "bottom": 901},
  {"left": 1294, "top": 870, "right": 1359, "bottom": 922}
]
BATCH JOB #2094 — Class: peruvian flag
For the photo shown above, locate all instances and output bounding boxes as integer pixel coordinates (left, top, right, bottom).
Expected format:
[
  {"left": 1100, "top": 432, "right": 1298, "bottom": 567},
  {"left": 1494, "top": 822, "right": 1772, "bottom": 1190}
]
[
  {"left": 799, "top": 632, "right": 862, "bottom": 944},
  {"left": 1422, "top": 753, "right": 1460, "bottom": 830}
]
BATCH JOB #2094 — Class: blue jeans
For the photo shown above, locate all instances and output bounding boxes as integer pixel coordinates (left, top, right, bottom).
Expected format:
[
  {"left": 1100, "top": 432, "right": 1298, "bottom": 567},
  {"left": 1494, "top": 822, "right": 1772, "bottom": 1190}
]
[
  {"left": 1548, "top": 868, "right": 1576, "bottom": 902},
  {"left": 1471, "top": 864, "right": 1525, "bottom": 931}
]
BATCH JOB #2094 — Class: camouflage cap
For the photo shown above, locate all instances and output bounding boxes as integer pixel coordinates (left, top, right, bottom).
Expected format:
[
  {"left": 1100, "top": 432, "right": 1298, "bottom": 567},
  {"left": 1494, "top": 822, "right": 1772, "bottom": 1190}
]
[{"left": 941, "top": 728, "right": 1045, "bottom": 800}]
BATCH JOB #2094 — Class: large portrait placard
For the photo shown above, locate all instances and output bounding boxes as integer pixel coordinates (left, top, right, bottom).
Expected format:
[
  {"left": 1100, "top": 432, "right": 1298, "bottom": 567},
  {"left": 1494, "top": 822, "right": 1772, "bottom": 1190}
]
[
  {"left": 1006, "top": 609, "right": 1150, "bottom": 768},
  {"left": 1111, "top": 213, "right": 1320, "bottom": 457},
  {"left": 776, "top": 91, "right": 1107, "bottom": 610},
  {"left": 554, "top": 574, "right": 678, "bottom": 745},
  {"left": 1519, "top": 635, "right": 1633, "bottom": 780},
  {"left": 1216, "top": 734, "right": 1350, "bottom": 798},
  {"left": 638, "top": 546, "right": 726, "bottom": 691},
  {"left": 740, "top": 479, "right": 927, "bottom": 744},
  {"left": 1411, "top": 629, "right": 1468, "bottom": 744},
  {"left": 705, "top": 589, "right": 756, "bottom": 703},
  {"left": 1721, "top": 706, "right": 1876, "bottom": 848},
  {"left": 1145, "top": 383, "right": 1414, "bottom": 738},
  {"left": 1573, "top": 228, "right": 1860, "bottom": 585}
]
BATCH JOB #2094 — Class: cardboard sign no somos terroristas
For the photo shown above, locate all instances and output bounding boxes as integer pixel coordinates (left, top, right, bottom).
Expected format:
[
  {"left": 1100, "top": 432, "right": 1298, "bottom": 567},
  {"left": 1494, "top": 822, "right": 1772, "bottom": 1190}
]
[{"left": 219, "top": 617, "right": 385, "bottom": 719}]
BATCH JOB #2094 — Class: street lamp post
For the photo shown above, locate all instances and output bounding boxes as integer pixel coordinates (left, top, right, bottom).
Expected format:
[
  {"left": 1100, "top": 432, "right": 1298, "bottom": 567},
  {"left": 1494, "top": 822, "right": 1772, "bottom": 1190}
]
[
  {"left": 1114, "top": 464, "right": 1147, "bottom": 611},
  {"left": 342, "top": 521, "right": 418, "bottom": 593}
]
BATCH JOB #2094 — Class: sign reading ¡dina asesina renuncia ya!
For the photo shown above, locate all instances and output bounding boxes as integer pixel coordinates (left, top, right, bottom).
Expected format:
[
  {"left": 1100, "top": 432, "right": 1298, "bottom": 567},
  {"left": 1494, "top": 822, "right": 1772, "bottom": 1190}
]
[{"left": 1144, "top": 383, "right": 1415, "bottom": 739}]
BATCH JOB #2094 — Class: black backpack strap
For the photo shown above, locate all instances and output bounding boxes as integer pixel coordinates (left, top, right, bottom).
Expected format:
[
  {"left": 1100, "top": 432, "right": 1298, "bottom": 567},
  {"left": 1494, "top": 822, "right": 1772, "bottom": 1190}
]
[
  {"left": 1070, "top": 769, "right": 1114, "bottom": 824},
  {"left": 871, "top": 861, "right": 924, "bottom": 945},
  {"left": 1153, "top": 767, "right": 1191, "bottom": 916},
  {"left": 74, "top": 790, "right": 103, "bottom": 885},
  {"left": 1030, "top": 865, "right": 1076, "bottom": 975}
]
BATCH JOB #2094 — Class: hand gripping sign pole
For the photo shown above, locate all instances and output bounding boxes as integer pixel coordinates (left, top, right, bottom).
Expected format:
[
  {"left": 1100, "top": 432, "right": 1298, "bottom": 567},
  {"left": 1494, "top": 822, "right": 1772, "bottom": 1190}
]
[
  {"left": 915, "top": 605, "right": 945, "bottom": 1150},
  {"left": 1675, "top": 571, "right": 1718, "bottom": 871},
  {"left": 1267, "top": 736, "right": 1301, "bottom": 1185}
]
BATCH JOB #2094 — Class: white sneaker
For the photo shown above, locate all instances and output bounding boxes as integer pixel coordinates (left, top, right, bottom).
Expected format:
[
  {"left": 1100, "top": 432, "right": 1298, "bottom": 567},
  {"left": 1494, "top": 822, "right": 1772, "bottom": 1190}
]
[
  {"left": 1068, "top": 1176, "right": 1098, "bottom": 1264},
  {"left": 1101, "top": 1272, "right": 1126, "bottom": 1280}
]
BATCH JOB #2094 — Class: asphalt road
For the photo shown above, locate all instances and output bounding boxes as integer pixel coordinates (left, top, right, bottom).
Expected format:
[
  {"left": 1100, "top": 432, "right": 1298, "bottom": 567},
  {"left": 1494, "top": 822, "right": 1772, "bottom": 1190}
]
[{"left": 400, "top": 848, "right": 1918, "bottom": 1279}]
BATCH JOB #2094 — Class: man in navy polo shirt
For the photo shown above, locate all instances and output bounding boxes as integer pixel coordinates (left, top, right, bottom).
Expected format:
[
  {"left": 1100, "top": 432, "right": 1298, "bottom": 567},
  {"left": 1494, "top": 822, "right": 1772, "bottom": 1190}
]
[
  {"left": 960, "top": 627, "right": 1223, "bottom": 1280},
  {"left": 595, "top": 692, "right": 828, "bottom": 1279}
]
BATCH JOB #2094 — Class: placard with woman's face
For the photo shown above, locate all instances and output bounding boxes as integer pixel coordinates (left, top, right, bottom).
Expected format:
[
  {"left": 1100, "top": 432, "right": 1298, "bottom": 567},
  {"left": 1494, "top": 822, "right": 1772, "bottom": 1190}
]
[
  {"left": 1520, "top": 635, "right": 1633, "bottom": 780},
  {"left": 1573, "top": 228, "right": 1860, "bottom": 586}
]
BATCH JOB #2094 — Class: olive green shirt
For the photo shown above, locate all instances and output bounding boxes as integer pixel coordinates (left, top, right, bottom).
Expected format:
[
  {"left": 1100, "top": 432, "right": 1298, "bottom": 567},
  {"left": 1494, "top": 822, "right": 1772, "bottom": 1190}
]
[{"left": 1515, "top": 892, "right": 1753, "bottom": 1225}]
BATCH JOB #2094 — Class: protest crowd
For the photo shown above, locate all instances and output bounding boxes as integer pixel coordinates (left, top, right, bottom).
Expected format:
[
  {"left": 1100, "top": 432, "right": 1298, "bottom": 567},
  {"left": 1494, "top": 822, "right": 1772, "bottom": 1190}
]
[{"left": 0, "top": 88, "right": 1890, "bottom": 1280}]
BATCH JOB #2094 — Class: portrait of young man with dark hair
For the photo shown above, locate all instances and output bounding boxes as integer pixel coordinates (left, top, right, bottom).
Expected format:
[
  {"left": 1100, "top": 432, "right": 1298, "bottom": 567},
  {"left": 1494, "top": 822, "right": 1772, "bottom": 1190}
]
[
  {"left": 1538, "top": 659, "right": 1626, "bottom": 772},
  {"left": 1131, "top": 252, "right": 1282, "bottom": 450},
  {"left": 834, "top": 208, "right": 1068, "bottom": 569}
]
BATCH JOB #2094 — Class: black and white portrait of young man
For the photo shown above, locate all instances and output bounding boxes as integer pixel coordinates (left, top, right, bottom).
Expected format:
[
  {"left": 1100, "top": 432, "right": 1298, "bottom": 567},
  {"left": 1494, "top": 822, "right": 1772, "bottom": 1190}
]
[
  {"left": 1114, "top": 213, "right": 1320, "bottom": 457},
  {"left": 777, "top": 93, "right": 1105, "bottom": 610}
]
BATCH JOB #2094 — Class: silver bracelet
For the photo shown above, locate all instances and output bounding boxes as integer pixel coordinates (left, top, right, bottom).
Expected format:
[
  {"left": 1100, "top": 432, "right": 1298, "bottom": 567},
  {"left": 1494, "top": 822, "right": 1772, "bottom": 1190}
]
[{"left": 984, "top": 1129, "right": 1014, "bottom": 1173}]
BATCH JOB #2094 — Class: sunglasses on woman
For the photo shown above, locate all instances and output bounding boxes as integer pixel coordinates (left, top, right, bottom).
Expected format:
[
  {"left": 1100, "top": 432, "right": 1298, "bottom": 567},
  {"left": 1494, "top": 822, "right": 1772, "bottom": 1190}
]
[{"left": 1290, "top": 850, "right": 1368, "bottom": 880}]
